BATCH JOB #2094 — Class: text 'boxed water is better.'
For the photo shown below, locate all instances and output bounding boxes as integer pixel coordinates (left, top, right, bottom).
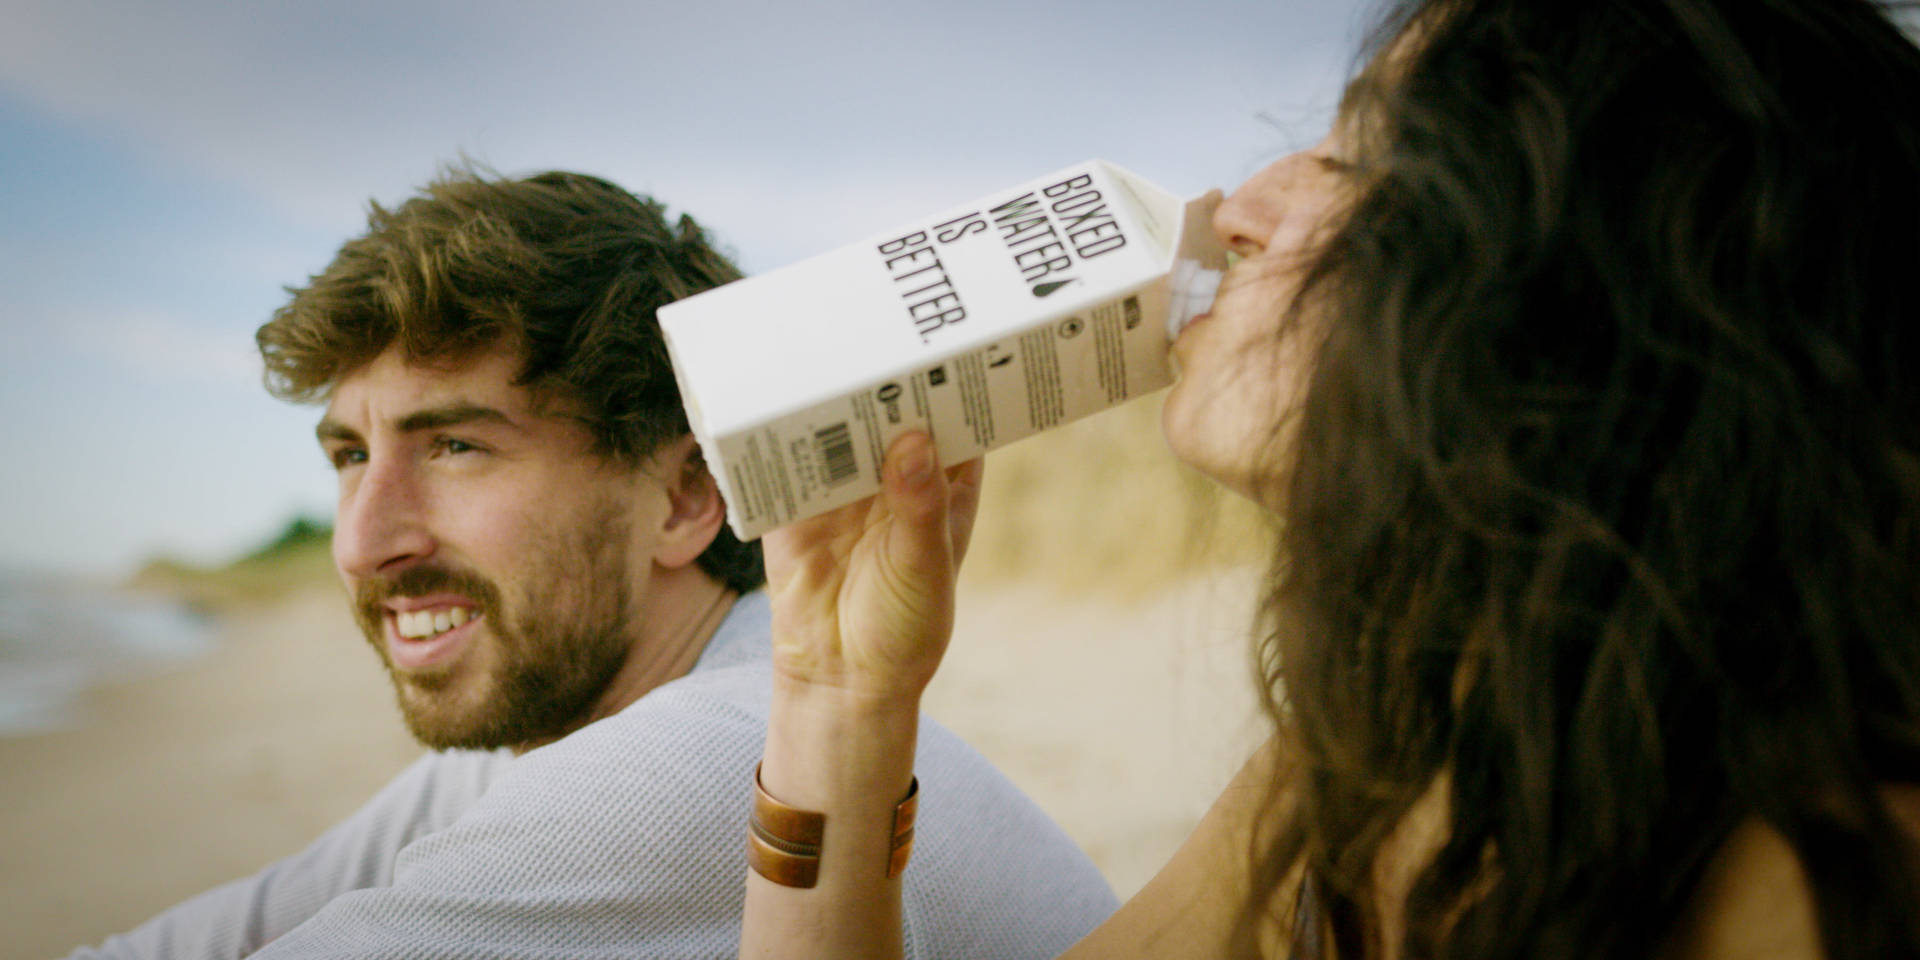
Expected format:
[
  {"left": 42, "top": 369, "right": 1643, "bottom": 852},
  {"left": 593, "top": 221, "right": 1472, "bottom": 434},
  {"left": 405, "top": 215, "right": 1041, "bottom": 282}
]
[{"left": 660, "top": 160, "right": 1226, "bottom": 540}]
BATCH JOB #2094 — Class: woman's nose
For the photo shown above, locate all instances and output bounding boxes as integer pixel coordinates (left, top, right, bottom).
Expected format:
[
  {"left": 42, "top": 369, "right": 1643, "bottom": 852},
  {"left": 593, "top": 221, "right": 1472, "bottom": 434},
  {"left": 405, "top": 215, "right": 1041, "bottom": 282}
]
[{"left": 1212, "top": 154, "right": 1298, "bottom": 257}]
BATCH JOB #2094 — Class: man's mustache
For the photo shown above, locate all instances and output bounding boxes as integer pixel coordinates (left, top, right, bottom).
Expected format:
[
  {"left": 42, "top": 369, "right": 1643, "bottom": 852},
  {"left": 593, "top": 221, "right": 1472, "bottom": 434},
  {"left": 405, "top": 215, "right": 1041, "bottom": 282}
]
[{"left": 353, "top": 565, "right": 500, "bottom": 632}]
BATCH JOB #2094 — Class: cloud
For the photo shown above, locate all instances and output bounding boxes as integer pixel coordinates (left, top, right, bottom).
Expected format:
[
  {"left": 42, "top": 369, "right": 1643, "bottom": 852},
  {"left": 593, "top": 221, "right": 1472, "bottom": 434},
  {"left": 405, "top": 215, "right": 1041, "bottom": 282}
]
[
  {"left": 0, "top": 0, "right": 1361, "bottom": 243},
  {"left": 60, "top": 308, "right": 262, "bottom": 390}
]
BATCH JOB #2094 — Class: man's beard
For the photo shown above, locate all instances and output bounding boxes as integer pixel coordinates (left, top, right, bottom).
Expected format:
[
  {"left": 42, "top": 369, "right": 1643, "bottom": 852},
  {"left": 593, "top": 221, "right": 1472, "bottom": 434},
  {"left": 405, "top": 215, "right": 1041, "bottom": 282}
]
[{"left": 350, "top": 501, "right": 636, "bottom": 750}]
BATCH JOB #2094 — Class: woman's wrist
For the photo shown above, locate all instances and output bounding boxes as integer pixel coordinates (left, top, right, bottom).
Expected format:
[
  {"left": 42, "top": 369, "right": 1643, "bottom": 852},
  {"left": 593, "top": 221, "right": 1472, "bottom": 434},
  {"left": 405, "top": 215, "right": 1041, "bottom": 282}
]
[
  {"left": 760, "top": 672, "right": 921, "bottom": 813},
  {"left": 743, "top": 672, "right": 921, "bottom": 957}
]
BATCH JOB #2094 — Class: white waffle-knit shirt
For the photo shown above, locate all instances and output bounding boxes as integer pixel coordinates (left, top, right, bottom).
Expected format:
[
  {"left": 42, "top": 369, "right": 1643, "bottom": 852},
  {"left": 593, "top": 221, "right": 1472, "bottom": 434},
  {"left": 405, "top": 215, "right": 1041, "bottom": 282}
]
[{"left": 67, "top": 591, "right": 1118, "bottom": 959}]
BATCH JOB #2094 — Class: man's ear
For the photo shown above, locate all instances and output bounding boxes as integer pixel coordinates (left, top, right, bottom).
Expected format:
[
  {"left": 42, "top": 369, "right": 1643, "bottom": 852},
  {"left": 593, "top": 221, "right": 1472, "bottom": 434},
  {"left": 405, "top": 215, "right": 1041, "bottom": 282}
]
[{"left": 650, "top": 435, "right": 727, "bottom": 569}]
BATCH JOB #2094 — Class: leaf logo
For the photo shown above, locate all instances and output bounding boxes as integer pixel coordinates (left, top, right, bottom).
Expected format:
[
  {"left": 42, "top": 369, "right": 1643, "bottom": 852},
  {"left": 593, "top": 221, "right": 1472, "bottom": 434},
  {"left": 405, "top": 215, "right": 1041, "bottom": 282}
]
[{"left": 1032, "top": 279, "right": 1079, "bottom": 298}]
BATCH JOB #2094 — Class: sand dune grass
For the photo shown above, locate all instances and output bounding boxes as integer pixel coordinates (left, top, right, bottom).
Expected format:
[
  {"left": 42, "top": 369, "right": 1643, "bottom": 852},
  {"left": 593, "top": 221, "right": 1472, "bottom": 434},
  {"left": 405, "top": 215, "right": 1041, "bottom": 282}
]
[{"left": 963, "top": 393, "right": 1277, "bottom": 594}]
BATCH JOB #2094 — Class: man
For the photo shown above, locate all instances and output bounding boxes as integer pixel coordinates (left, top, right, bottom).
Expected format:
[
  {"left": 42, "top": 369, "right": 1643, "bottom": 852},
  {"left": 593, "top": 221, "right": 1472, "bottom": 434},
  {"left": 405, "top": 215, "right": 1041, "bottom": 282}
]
[{"left": 70, "top": 168, "right": 1116, "bottom": 958}]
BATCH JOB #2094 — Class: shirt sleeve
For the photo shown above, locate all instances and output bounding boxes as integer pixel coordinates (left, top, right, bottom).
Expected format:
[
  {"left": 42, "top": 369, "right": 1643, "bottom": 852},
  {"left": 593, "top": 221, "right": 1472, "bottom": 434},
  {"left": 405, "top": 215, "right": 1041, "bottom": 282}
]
[
  {"left": 64, "top": 750, "right": 504, "bottom": 960},
  {"left": 242, "top": 671, "right": 769, "bottom": 960},
  {"left": 97, "top": 655, "right": 1115, "bottom": 960},
  {"left": 242, "top": 661, "right": 1117, "bottom": 960}
]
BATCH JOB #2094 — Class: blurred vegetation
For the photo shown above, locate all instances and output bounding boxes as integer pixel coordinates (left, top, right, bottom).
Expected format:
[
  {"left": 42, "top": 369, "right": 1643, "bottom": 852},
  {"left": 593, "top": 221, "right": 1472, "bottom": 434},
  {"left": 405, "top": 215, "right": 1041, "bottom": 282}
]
[
  {"left": 963, "top": 393, "right": 1277, "bottom": 598},
  {"left": 122, "top": 395, "right": 1268, "bottom": 612},
  {"left": 128, "top": 516, "right": 340, "bottom": 613}
]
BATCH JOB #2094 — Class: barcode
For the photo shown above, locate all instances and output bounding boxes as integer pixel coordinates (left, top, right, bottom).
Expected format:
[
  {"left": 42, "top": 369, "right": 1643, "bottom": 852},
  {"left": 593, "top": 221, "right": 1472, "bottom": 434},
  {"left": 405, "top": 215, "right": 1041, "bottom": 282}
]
[{"left": 815, "top": 422, "right": 857, "bottom": 486}]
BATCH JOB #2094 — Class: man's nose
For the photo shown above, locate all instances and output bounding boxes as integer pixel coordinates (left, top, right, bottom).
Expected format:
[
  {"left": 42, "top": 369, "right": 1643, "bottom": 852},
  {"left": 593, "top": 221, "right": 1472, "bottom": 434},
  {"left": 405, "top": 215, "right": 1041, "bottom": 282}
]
[{"left": 333, "top": 457, "right": 435, "bottom": 580}]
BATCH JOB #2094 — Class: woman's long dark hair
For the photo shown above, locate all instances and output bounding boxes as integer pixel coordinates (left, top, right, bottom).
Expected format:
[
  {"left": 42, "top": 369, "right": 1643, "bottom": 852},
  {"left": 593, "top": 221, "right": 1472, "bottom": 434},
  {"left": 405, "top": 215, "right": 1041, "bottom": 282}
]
[{"left": 1244, "top": 1, "right": 1920, "bottom": 956}]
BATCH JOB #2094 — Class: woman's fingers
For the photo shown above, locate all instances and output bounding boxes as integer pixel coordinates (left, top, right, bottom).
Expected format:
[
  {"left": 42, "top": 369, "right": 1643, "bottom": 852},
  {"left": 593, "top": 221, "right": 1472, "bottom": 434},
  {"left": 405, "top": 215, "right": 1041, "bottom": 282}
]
[
  {"left": 946, "top": 458, "right": 986, "bottom": 570},
  {"left": 766, "top": 432, "right": 968, "bottom": 699},
  {"left": 877, "top": 432, "right": 955, "bottom": 607},
  {"left": 764, "top": 494, "right": 866, "bottom": 593}
]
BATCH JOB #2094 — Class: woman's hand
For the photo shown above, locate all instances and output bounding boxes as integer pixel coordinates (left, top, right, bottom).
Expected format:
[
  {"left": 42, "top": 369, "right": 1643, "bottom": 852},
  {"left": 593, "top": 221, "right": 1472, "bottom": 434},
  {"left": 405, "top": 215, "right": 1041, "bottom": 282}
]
[
  {"left": 762, "top": 431, "right": 985, "bottom": 708},
  {"left": 745, "top": 433, "right": 984, "bottom": 960}
]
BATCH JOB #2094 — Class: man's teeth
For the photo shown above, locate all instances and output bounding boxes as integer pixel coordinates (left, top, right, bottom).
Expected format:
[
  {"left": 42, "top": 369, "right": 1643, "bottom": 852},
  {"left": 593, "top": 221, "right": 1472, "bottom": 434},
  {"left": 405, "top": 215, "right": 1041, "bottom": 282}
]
[{"left": 396, "top": 607, "right": 474, "bottom": 639}]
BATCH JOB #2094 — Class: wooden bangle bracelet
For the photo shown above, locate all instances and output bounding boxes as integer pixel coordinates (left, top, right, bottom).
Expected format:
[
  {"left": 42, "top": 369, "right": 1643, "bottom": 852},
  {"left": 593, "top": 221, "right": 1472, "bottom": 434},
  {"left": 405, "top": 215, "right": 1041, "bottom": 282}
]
[{"left": 747, "top": 763, "right": 919, "bottom": 889}]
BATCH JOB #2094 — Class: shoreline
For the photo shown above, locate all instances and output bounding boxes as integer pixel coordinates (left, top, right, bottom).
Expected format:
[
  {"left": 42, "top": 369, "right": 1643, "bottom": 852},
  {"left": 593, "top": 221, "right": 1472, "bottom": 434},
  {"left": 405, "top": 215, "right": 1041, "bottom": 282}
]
[{"left": 2, "top": 588, "right": 422, "bottom": 959}]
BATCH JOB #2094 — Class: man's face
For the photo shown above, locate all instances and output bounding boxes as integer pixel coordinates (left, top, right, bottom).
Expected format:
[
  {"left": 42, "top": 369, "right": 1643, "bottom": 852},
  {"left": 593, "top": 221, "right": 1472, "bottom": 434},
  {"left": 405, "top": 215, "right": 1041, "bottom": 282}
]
[{"left": 318, "top": 346, "right": 670, "bottom": 749}]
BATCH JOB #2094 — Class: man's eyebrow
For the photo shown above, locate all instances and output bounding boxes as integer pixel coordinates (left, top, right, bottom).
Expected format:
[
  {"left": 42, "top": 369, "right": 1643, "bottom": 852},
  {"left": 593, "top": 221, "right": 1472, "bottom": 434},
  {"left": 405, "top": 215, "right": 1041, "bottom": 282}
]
[
  {"left": 314, "top": 404, "right": 518, "bottom": 445},
  {"left": 393, "top": 403, "right": 517, "bottom": 434},
  {"left": 316, "top": 417, "right": 359, "bottom": 445}
]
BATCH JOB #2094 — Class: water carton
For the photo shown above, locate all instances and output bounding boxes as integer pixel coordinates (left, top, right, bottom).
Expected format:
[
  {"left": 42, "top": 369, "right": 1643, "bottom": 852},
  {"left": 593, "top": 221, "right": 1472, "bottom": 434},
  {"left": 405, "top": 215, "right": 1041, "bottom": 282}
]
[{"left": 659, "top": 159, "right": 1225, "bottom": 540}]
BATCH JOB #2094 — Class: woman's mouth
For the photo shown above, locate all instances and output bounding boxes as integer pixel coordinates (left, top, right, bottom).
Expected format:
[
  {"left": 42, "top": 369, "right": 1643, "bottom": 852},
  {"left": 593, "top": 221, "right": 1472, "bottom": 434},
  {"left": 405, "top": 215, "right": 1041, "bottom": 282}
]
[
  {"left": 1175, "top": 310, "right": 1213, "bottom": 338},
  {"left": 1166, "top": 260, "right": 1224, "bottom": 343}
]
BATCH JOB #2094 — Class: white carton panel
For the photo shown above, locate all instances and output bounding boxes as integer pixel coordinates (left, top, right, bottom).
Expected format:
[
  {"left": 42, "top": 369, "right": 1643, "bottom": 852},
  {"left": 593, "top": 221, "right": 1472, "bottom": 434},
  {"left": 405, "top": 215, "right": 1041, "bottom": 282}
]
[{"left": 660, "top": 160, "right": 1225, "bottom": 540}]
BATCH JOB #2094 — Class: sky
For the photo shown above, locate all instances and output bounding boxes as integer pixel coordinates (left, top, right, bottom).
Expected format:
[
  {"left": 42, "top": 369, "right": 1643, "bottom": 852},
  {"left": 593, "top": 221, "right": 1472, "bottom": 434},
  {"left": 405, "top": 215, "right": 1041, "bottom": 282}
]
[{"left": 0, "top": 0, "right": 1371, "bottom": 578}]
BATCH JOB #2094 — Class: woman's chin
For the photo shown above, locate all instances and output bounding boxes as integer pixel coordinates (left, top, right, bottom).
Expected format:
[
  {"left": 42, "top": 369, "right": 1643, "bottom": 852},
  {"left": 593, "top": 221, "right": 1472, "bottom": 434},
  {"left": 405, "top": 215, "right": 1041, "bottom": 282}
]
[
  {"left": 1162, "top": 407, "right": 1286, "bottom": 513},
  {"left": 1162, "top": 414, "right": 1237, "bottom": 493}
]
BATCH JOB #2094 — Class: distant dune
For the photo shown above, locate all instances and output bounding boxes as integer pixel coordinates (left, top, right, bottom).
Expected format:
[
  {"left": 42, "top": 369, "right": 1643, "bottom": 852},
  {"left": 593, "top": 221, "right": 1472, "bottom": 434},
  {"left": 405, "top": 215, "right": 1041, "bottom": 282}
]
[
  {"left": 127, "top": 515, "right": 341, "bottom": 613},
  {"left": 128, "top": 393, "right": 1274, "bottom": 605},
  {"left": 966, "top": 391, "right": 1277, "bottom": 593}
]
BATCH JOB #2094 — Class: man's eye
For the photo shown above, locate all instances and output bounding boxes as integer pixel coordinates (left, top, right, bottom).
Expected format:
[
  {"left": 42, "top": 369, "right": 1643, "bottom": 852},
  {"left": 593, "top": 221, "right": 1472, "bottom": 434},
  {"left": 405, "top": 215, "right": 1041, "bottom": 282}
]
[
  {"left": 438, "top": 438, "right": 479, "bottom": 456},
  {"left": 328, "top": 448, "right": 368, "bottom": 470}
]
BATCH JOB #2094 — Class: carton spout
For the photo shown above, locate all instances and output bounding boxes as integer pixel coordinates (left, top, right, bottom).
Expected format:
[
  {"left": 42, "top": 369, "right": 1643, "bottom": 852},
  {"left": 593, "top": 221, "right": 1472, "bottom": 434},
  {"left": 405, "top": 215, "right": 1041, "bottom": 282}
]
[
  {"left": 1164, "top": 188, "right": 1226, "bottom": 342},
  {"left": 1167, "top": 259, "right": 1222, "bottom": 341}
]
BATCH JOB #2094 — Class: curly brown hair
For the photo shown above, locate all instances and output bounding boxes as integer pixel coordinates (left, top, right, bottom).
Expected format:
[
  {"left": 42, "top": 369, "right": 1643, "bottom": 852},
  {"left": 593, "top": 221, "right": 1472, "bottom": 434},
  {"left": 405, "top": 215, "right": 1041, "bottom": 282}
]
[{"left": 257, "top": 165, "right": 762, "bottom": 593}]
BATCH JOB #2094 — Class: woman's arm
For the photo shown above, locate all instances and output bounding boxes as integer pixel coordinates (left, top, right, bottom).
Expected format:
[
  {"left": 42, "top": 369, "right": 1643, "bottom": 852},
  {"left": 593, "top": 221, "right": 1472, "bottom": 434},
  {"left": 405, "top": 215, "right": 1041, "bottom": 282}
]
[
  {"left": 743, "top": 432, "right": 982, "bottom": 960},
  {"left": 743, "top": 431, "right": 1296, "bottom": 959},
  {"left": 1062, "top": 735, "right": 1296, "bottom": 960}
]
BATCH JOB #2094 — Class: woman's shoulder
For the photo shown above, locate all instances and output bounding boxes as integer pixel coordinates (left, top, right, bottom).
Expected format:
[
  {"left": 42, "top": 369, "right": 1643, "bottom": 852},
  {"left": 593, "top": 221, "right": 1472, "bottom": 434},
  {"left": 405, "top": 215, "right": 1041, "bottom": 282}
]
[{"left": 1661, "top": 785, "right": 1920, "bottom": 960}]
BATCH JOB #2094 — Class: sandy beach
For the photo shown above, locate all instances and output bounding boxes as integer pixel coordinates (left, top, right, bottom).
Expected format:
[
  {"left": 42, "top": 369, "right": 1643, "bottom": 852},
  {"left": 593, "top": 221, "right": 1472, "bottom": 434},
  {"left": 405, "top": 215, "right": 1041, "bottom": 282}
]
[{"left": 5, "top": 398, "right": 1276, "bottom": 958}]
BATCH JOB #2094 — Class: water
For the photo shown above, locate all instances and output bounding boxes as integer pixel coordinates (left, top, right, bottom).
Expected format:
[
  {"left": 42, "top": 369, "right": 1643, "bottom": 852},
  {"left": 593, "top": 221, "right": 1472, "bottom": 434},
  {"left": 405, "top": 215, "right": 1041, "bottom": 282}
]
[{"left": 0, "top": 573, "right": 216, "bottom": 735}]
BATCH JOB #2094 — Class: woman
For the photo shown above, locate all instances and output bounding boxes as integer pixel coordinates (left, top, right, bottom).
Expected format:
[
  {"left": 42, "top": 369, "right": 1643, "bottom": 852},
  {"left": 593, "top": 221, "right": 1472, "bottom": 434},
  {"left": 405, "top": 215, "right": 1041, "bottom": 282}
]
[{"left": 742, "top": 0, "right": 1920, "bottom": 956}]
